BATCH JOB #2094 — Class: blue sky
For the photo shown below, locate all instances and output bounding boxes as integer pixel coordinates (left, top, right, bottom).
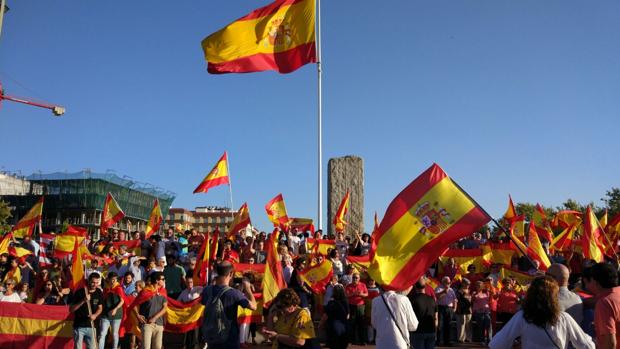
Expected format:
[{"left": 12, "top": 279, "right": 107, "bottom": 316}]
[{"left": 1, "top": 0, "right": 619, "bottom": 231}]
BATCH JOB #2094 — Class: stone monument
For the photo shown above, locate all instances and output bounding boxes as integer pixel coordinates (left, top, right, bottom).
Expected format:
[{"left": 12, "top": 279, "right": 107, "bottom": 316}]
[{"left": 327, "top": 156, "right": 364, "bottom": 237}]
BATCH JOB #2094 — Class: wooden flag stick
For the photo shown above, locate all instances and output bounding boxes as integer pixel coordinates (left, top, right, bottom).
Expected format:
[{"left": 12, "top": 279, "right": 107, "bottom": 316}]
[{"left": 83, "top": 264, "right": 98, "bottom": 348}]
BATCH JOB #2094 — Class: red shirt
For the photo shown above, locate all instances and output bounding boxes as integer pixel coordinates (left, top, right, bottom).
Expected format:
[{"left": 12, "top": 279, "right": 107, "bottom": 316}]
[
  {"left": 594, "top": 287, "right": 620, "bottom": 347},
  {"left": 346, "top": 282, "right": 368, "bottom": 306},
  {"left": 497, "top": 289, "right": 519, "bottom": 314}
]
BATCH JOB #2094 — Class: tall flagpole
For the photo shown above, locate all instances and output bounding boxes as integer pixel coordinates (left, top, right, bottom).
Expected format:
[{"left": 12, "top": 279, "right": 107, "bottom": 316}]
[
  {"left": 316, "top": 0, "right": 323, "bottom": 231},
  {"left": 226, "top": 152, "right": 235, "bottom": 233}
]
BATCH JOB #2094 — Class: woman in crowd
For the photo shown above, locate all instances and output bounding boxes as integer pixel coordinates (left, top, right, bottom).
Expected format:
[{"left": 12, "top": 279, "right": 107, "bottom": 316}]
[
  {"left": 18, "top": 282, "right": 31, "bottom": 302},
  {"left": 472, "top": 280, "right": 492, "bottom": 344},
  {"left": 490, "top": 275, "right": 595, "bottom": 349},
  {"left": 262, "top": 288, "right": 318, "bottom": 349},
  {"left": 456, "top": 278, "right": 473, "bottom": 343},
  {"left": 345, "top": 271, "right": 368, "bottom": 345},
  {"left": 0, "top": 278, "right": 22, "bottom": 303},
  {"left": 287, "top": 257, "right": 313, "bottom": 309},
  {"left": 320, "top": 284, "right": 349, "bottom": 349},
  {"left": 496, "top": 277, "right": 519, "bottom": 331},
  {"left": 35, "top": 280, "right": 62, "bottom": 305}
]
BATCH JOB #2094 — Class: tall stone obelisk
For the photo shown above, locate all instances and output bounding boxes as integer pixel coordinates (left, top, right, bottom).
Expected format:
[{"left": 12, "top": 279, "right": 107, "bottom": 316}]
[{"left": 327, "top": 156, "right": 364, "bottom": 237}]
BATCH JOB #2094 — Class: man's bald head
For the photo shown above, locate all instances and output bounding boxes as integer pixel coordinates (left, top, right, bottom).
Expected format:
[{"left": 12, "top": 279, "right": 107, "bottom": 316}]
[{"left": 547, "top": 263, "right": 570, "bottom": 287}]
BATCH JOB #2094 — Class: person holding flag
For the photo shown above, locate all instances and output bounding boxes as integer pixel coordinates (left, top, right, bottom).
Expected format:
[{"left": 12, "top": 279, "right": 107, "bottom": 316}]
[
  {"left": 98, "top": 272, "right": 125, "bottom": 349},
  {"left": 70, "top": 273, "right": 104, "bottom": 349}
]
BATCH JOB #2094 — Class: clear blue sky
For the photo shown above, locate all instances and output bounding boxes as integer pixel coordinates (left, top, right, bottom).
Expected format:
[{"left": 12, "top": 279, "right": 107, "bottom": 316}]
[{"left": 1, "top": 1, "right": 619, "bottom": 231}]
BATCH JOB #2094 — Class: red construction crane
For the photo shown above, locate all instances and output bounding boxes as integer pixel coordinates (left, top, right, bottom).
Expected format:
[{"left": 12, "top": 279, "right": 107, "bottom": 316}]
[{"left": 0, "top": 81, "right": 65, "bottom": 116}]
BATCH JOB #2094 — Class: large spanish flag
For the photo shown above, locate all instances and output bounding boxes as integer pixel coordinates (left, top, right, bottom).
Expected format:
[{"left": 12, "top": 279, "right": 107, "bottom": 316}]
[
  {"left": 0, "top": 302, "right": 74, "bottom": 349},
  {"left": 333, "top": 191, "right": 350, "bottom": 233},
  {"left": 265, "top": 194, "right": 289, "bottom": 229},
  {"left": 368, "top": 164, "right": 489, "bottom": 291},
  {"left": 100, "top": 192, "right": 125, "bottom": 235},
  {"left": 145, "top": 199, "right": 163, "bottom": 238},
  {"left": 228, "top": 203, "right": 251, "bottom": 238},
  {"left": 202, "top": 0, "right": 316, "bottom": 74},
  {"left": 10, "top": 197, "right": 44, "bottom": 238},
  {"left": 193, "top": 152, "right": 230, "bottom": 194},
  {"left": 262, "top": 231, "right": 286, "bottom": 306},
  {"left": 583, "top": 206, "right": 605, "bottom": 262}
]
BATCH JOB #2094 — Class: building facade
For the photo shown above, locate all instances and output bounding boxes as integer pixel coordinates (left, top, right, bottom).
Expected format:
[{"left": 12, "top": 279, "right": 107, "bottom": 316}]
[{"left": 164, "top": 206, "right": 238, "bottom": 235}]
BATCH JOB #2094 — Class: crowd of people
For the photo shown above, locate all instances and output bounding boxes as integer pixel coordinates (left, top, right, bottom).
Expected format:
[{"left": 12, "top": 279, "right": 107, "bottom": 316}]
[{"left": 0, "top": 225, "right": 619, "bottom": 349}]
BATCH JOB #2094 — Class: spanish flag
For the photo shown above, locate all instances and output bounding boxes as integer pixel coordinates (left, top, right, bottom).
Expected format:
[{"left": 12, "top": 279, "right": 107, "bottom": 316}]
[
  {"left": 346, "top": 254, "right": 371, "bottom": 271},
  {"left": 503, "top": 195, "right": 517, "bottom": 223},
  {"left": 368, "top": 164, "right": 490, "bottom": 291},
  {"left": 145, "top": 199, "right": 163, "bottom": 238},
  {"left": 265, "top": 194, "right": 289, "bottom": 230},
  {"left": 550, "top": 224, "right": 578, "bottom": 252},
  {"left": 306, "top": 238, "right": 335, "bottom": 256},
  {"left": 583, "top": 206, "right": 605, "bottom": 262},
  {"left": 262, "top": 231, "right": 286, "bottom": 306},
  {"left": 10, "top": 197, "right": 44, "bottom": 238},
  {"left": 299, "top": 259, "right": 333, "bottom": 293},
  {"left": 193, "top": 152, "right": 230, "bottom": 194},
  {"left": 193, "top": 233, "right": 212, "bottom": 286},
  {"left": 481, "top": 242, "right": 518, "bottom": 267},
  {"left": 228, "top": 203, "right": 251, "bottom": 238},
  {"left": 289, "top": 217, "right": 315, "bottom": 233},
  {"left": 0, "top": 302, "right": 74, "bottom": 349},
  {"left": 100, "top": 192, "right": 125, "bottom": 235},
  {"left": 69, "top": 238, "right": 85, "bottom": 291},
  {"left": 333, "top": 191, "right": 350, "bottom": 233},
  {"left": 202, "top": 0, "right": 316, "bottom": 74},
  {"left": 53, "top": 225, "right": 88, "bottom": 258},
  {"left": 165, "top": 297, "right": 204, "bottom": 333},
  {"left": 238, "top": 294, "right": 263, "bottom": 324},
  {"left": 439, "top": 248, "right": 485, "bottom": 275},
  {"left": 510, "top": 215, "right": 526, "bottom": 239},
  {"left": 532, "top": 204, "right": 554, "bottom": 242},
  {"left": 0, "top": 233, "right": 12, "bottom": 256},
  {"left": 527, "top": 222, "right": 551, "bottom": 270},
  {"left": 551, "top": 210, "right": 582, "bottom": 229}
]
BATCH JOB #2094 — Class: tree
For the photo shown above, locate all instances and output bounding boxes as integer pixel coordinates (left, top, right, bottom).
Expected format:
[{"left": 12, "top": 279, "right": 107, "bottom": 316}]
[
  {"left": 602, "top": 188, "right": 620, "bottom": 218},
  {"left": 0, "top": 200, "right": 12, "bottom": 233},
  {"left": 557, "top": 199, "right": 584, "bottom": 212}
]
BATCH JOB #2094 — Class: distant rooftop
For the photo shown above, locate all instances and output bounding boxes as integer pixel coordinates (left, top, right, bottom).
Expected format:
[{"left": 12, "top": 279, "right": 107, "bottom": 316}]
[{"left": 27, "top": 170, "right": 176, "bottom": 201}]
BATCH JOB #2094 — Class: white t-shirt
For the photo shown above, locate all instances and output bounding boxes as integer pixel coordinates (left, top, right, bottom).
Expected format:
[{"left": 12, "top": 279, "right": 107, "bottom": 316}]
[
  {"left": 371, "top": 291, "right": 418, "bottom": 349},
  {"left": 287, "top": 235, "right": 301, "bottom": 255},
  {"left": 489, "top": 310, "right": 595, "bottom": 349},
  {"left": 0, "top": 292, "right": 23, "bottom": 303}
]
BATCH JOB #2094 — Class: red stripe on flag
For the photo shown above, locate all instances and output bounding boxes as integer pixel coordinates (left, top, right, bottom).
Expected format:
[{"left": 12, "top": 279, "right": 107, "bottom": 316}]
[
  {"left": 193, "top": 176, "right": 230, "bottom": 193},
  {"left": 238, "top": 0, "right": 307, "bottom": 21},
  {"left": 0, "top": 302, "right": 74, "bottom": 321},
  {"left": 207, "top": 42, "right": 316, "bottom": 75},
  {"left": 386, "top": 206, "right": 488, "bottom": 290},
  {"left": 0, "top": 334, "right": 72, "bottom": 349}
]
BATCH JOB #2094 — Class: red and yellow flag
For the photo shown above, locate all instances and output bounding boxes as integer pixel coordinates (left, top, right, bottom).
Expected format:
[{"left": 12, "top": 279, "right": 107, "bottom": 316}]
[
  {"left": 69, "top": 238, "right": 85, "bottom": 291},
  {"left": 305, "top": 238, "right": 335, "bottom": 256},
  {"left": 299, "top": 259, "right": 333, "bottom": 293},
  {"left": 527, "top": 222, "right": 551, "bottom": 270},
  {"left": 333, "top": 191, "right": 350, "bottom": 233},
  {"left": 510, "top": 215, "right": 526, "bottom": 239},
  {"left": 262, "top": 231, "right": 286, "bottom": 306},
  {"left": 481, "top": 242, "right": 518, "bottom": 267},
  {"left": 532, "top": 204, "right": 554, "bottom": 242},
  {"left": 53, "top": 226, "right": 89, "bottom": 258},
  {"left": 193, "top": 233, "right": 211, "bottom": 286},
  {"left": 0, "top": 233, "right": 12, "bottom": 255},
  {"left": 550, "top": 224, "right": 579, "bottom": 252},
  {"left": 202, "top": 0, "right": 316, "bottom": 74},
  {"left": 193, "top": 152, "right": 230, "bottom": 194},
  {"left": 503, "top": 195, "right": 517, "bottom": 223},
  {"left": 238, "top": 294, "right": 263, "bottom": 325},
  {"left": 600, "top": 210, "right": 608, "bottom": 230},
  {"left": 551, "top": 210, "right": 582, "bottom": 230},
  {"left": 228, "top": 203, "right": 251, "bottom": 239},
  {"left": 100, "top": 193, "right": 125, "bottom": 235},
  {"left": 583, "top": 206, "right": 605, "bottom": 262},
  {"left": 289, "top": 217, "right": 315, "bottom": 233},
  {"left": 165, "top": 297, "right": 204, "bottom": 333},
  {"left": 145, "top": 199, "right": 163, "bottom": 238},
  {"left": 10, "top": 197, "right": 44, "bottom": 238},
  {"left": 368, "top": 164, "right": 490, "bottom": 291},
  {"left": 265, "top": 194, "right": 289, "bottom": 230},
  {"left": 346, "top": 254, "right": 371, "bottom": 271},
  {"left": 439, "top": 248, "right": 485, "bottom": 275},
  {"left": 0, "top": 302, "right": 74, "bottom": 349}
]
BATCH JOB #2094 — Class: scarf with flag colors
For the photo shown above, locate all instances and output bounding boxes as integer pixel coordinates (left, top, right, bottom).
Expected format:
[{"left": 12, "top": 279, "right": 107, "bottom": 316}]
[
  {"left": 201, "top": 0, "right": 316, "bottom": 74},
  {"left": 368, "top": 163, "right": 490, "bottom": 291},
  {"left": 333, "top": 191, "right": 350, "bottom": 233},
  {"left": 145, "top": 199, "right": 163, "bottom": 238},
  {"left": 193, "top": 152, "right": 230, "bottom": 194},
  {"left": 10, "top": 197, "right": 44, "bottom": 238},
  {"left": 0, "top": 302, "right": 73, "bottom": 349},
  {"left": 265, "top": 194, "right": 290, "bottom": 230},
  {"left": 228, "top": 203, "right": 251, "bottom": 239},
  {"left": 262, "top": 231, "right": 286, "bottom": 306},
  {"left": 100, "top": 192, "right": 125, "bottom": 235}
]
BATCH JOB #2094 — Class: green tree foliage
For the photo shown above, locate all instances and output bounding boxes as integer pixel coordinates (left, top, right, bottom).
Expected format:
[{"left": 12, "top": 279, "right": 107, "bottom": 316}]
[
  {"left": 602, "top": 188, "right": 620, "bottom": 218},
  {"left": 0, "top": 200, "right": 12, "bottom": 233}
]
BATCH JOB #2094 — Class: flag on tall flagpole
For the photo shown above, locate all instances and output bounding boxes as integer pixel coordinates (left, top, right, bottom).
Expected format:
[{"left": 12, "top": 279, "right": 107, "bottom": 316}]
[
  {"left": 202, "top": 0, "right": 317, "bottom": 74},
  {"left": 583, "top": 206, "right": 606, "bottom": 262},
  {"left": 265, "top": 194, "right": 289, "bottom": 230},
  {"left": 333, "top": 191, "right": 350, "bottom": 233},
  {"left": 227, "top": 203, "right": 251, "bottom": 239},
  {"left": 10, "top": 197, "right": 44, "bottom": 238},
  {"left": 100, "top": 193, "right": 125, "bottom": 235},
  {"left": 193, "top": 152, "right": 230, "bottom": 194},
  {"left": 145, "top": 199, "right": 163, "bottom": 238},
  {"left": 368, "top": 164, "right": 490, "bottom": 291}
]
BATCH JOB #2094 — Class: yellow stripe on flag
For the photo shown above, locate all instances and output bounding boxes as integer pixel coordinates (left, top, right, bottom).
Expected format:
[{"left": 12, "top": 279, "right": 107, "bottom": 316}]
[{"left": 0, "top": 317, "right": 73, "bottom": 337}]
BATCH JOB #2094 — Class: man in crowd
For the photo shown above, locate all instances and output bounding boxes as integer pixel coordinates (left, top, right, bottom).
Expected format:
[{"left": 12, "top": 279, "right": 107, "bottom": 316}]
[
  {"left": 583, "top": 262, "right": 620, "bottom": 349},
  {"left": 132, "top": 272, "right": 168, "bottom": 349},
  {"left": 70, "top": 273, "right": 104, "bottom": 349},
  {"left": 435, "top": 276, "right": 457, "bottom": 346},
  {"left": 372, "top": 284, "right": 418, "bottom": 349},
  {"left": 163, "top": 254, "right": 186, "bottom": 299},
  {"left": 409, "top": 279, "right": 438, "bottom": 349},
  {"left": 547, "top": 263, "right": 583, "bottom": 325}
]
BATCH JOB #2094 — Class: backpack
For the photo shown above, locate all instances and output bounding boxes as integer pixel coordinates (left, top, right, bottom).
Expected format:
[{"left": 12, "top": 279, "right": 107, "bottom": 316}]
[{"left": 201, "top": 286, "right": 232, "bottom": 345}]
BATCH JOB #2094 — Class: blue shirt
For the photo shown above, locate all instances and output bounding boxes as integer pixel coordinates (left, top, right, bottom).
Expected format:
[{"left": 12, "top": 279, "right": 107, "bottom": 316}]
[{"left": 200, "top": 285, "right": 250, "bottom": 349}]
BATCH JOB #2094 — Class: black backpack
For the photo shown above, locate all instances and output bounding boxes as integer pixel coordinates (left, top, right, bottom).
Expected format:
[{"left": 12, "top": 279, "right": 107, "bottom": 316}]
[{"left": 201, "top": 286, "right": 232, "bottom": 345}]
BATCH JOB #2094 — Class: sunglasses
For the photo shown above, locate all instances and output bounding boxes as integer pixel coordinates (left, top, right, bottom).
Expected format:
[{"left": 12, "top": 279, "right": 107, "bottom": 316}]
[{"left": 159, "top": 278, "right": 166, "bottom": 281}]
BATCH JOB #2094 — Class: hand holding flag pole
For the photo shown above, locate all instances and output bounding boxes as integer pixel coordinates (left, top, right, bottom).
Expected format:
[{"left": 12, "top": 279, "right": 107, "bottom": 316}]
[{"left": 82, "top": 263, "right": 98, "bottom": 347}]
